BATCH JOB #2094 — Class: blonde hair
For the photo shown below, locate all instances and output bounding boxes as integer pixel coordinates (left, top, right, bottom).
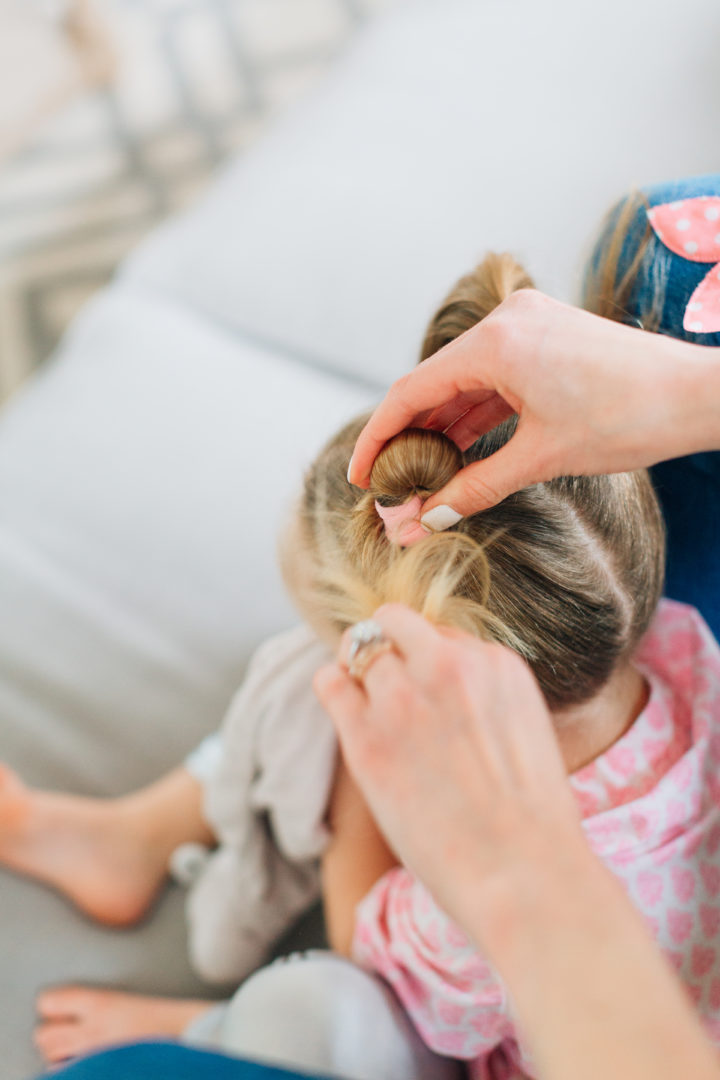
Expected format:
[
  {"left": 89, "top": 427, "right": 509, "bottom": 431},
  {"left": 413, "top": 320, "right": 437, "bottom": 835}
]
[
  {"left": 582, "top": 189, "right": 666, "bottom": 331},
  {"left": 283, "top": 253, "right": 665, "bottom": 711}
]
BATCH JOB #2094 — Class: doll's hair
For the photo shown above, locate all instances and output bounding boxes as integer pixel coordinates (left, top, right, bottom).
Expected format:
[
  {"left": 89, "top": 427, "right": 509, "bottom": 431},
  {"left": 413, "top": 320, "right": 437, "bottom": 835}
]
[{"left": 283, "top": 252, "right": 665, "bottom": 712}]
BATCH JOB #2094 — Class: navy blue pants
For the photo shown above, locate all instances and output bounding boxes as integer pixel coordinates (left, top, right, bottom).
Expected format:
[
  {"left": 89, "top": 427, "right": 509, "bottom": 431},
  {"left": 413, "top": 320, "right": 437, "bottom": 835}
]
[
  {"left": 31, "top": 1042, "right": 323, "bottom": 1080},
  {"left": 652, "top": 453, "right": 720, "bottom": 640}
]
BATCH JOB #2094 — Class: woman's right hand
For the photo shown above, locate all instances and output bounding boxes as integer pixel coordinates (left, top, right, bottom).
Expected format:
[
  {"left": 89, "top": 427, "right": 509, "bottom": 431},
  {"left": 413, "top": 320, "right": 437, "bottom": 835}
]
[
  {"left": 314, "top": 605, "right": 720, "bottom": 1080},
  {"left": 313, "top": 603, "right": 587, "bottom": 945},
  {"left": 349, "top": 290, "right": 720, "bottom": 528}
]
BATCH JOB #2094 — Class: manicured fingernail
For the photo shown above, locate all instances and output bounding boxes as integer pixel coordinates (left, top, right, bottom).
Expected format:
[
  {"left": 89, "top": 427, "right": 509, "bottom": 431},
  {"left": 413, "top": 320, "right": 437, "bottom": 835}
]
[
  {"left": 420, "top": 505, "right": 463, "bottom": 532},
  {"left": 347, "top": 455, "right": 354, "bottom": 484}
]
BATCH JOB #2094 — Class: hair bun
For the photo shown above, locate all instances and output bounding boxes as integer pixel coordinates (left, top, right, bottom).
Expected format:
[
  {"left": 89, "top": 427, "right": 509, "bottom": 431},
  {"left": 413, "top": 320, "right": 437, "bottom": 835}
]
[
  {"left": 368, "top": 429, "right": 462, "bottom": 507},
  {"left": 420, "top": 253, "right": 535, "bottom": 362}
]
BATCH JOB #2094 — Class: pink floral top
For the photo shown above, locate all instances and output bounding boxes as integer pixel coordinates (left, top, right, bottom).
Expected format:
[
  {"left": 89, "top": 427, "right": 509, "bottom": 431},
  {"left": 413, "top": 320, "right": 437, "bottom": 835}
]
[{"left": 352, "top": 599, "right": 720, "bottom": 1080}]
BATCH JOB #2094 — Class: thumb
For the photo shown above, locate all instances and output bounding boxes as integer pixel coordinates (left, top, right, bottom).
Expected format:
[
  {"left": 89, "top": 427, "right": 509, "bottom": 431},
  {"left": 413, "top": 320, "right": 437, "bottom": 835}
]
[{"left": 420, "top": 436, "right": 542, "bottom": 526}]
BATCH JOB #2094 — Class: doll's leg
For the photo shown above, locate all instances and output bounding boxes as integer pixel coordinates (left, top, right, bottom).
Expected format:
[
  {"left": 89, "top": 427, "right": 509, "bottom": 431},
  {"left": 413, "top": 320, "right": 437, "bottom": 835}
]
[
  {"left": 211, "top": 951, "right": 462, "bottom": 1080},
  {"left": 0, "top": 759, "right": 215, "bottom": 926},
  {"left": 583, "top": 174, "right": 720, "bottom": 639}
]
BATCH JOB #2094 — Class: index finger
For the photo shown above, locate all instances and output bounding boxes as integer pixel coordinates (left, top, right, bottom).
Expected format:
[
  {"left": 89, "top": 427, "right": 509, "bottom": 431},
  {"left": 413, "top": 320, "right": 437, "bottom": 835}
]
[
  {"left": 348, "top": 328, "right": 503, "bottom": 488},
  {"left": 368, "top": 603, "right": 456, "bottom": 687}
]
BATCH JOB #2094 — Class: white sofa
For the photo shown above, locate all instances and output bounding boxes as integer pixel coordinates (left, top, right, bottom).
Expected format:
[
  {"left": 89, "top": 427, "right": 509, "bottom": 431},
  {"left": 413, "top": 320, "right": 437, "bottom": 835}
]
[{"left": 2, "top": 1, "right": 718, "bottom": 1076}]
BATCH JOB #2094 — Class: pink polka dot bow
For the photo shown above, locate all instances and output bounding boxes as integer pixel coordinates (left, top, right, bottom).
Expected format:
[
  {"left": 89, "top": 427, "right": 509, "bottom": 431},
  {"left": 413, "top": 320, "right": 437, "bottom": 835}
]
[{"left": 647, "top": 196, "right": 720, "bottom": 334}]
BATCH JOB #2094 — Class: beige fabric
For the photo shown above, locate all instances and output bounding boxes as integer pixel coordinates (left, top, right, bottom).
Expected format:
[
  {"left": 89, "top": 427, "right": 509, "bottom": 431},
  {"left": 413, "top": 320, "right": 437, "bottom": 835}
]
[
  {"left": 0, "top": 0, "right": 389, "bottom": 402},
  {"left": 0, "top": 1, "right": 111, "bottom": 161},
  {"left": 184, "top": 624, "right": 338, "bottom": 983}
]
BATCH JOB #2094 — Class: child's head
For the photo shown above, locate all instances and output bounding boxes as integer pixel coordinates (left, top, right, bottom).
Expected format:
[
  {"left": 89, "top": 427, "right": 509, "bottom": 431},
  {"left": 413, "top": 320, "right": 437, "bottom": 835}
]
[
  {"left": 582, "top": 176, "right": 720, "bottom": 345},
  {"left": 283, "top": 253, "right": 665, "bottom": 713}
]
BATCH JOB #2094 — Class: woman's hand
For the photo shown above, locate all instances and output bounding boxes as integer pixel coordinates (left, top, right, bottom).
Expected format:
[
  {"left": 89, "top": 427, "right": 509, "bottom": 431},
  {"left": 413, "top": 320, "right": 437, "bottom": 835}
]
[
  {"left": 314, "top": 604, "right": 720, "bottom": 1080},
  {"left": 348, "top": 290, "right": 720, "bottom": 528},
  {"left": 313, "top": 603, "right": 586, "bottom": 946}
]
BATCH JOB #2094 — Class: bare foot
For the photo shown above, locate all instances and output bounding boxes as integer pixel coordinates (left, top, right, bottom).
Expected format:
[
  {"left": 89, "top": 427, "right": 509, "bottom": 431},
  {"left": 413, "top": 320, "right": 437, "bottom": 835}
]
[
  {"left": 0, "top": 764, "right": 170, "bottom": 926},
  {"left": 35, "top": 987, "right": 211, "bottom": 1064}
]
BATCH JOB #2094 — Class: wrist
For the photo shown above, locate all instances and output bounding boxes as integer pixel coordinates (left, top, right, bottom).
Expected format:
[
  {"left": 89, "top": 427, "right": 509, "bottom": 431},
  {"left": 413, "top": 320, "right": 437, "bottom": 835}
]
[
  {"left": 460, "top": 828, "right": 720, "bottom": 1080},
  {"left": 663, "top": 340, "right": 720, "bottom": 458},
  {"left": 457, "top": 831, "right": 610, "bottom": 978}
]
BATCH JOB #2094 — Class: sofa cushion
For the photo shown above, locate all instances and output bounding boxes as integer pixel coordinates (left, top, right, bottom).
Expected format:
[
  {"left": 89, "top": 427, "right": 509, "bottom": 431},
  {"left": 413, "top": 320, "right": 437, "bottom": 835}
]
[
  {"left": 1, "top": 288, "right": 374, "bottom": 796},
  {"left": 123, "top": 0, "right": 720, "bottom": 387},
  {"left": 0, "top": 289, "right": 372, "bottom": 1079}
]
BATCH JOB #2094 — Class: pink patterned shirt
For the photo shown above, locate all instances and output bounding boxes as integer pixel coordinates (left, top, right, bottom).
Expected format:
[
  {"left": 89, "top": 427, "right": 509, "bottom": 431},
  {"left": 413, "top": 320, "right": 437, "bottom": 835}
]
[{"left": 352, "top": 599, "right": 720, "bottom": 1079}]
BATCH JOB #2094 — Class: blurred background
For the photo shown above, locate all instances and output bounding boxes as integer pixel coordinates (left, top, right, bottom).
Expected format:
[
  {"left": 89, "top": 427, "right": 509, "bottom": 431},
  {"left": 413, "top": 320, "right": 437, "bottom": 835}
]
[{"left": 0, "top": 0, "right": 388, "bottom": 400}]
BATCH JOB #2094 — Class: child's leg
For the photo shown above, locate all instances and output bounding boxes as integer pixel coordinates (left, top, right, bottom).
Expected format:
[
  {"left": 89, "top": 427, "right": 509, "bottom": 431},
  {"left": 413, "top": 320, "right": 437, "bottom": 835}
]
[
  {"left": 35, "top": 954, "right": 461, "bottom": 1075},
  {"left": 33, "top": 988, "right": 216, "bottom": 1066},
  {"left": 0, "top": 762, "right": 214, "bottom": 926},
  {"left": 18, "top": 746, "right": 223, "bottom": 1066}
]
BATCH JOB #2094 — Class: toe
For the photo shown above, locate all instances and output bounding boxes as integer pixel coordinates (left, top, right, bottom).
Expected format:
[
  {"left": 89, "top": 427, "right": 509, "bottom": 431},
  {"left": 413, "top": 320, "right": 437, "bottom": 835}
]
[
  {"left": 0, "top": 764, "right": 29, "bottom": 826},
  {"left": 36, "top": 986, "right": 100, "bottom": 1020},
  {"left": 34, "top": 1023, "right": 83, "bottom": 1065}
]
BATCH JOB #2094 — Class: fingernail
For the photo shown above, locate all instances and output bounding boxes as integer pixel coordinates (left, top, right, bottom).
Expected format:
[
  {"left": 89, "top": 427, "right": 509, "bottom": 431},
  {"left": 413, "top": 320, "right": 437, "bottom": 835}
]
[
  {"left": 420, "top": 505, "right": 463, "bottom": 532},
  {"left": 347, "top": 454, "right": 354, "bottom": 484}
]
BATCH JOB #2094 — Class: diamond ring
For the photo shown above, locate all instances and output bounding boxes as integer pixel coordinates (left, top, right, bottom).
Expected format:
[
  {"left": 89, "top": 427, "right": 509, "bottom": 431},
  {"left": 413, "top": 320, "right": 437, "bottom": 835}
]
[{"left": 346, "top": 619, "right": 395, "bottom": 682}]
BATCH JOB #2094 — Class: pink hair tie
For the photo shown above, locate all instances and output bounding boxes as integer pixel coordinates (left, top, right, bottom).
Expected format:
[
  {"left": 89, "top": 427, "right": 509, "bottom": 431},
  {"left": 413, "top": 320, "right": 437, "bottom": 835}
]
[{"left": 375, "top": 494, "right": 429, "bottom": 547}]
